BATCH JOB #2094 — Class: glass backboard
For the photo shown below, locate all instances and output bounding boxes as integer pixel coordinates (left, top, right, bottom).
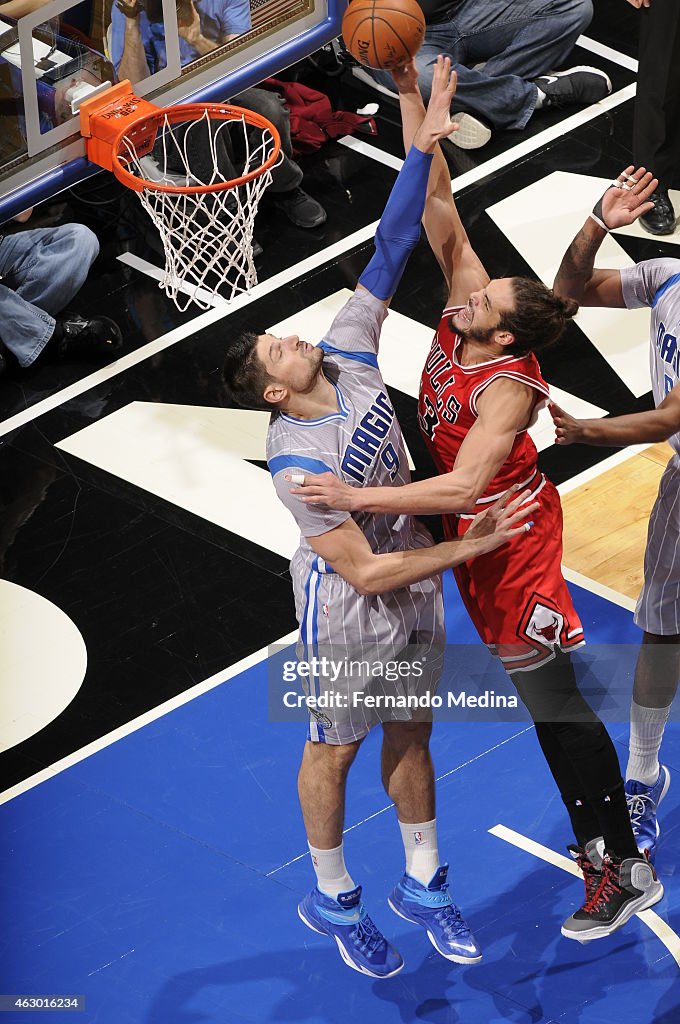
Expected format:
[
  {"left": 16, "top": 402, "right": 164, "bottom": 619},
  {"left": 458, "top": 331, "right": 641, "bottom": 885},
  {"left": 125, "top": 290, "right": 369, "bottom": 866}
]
[{"left": 0, "top": 0, "right": 344, "bottom": 220}]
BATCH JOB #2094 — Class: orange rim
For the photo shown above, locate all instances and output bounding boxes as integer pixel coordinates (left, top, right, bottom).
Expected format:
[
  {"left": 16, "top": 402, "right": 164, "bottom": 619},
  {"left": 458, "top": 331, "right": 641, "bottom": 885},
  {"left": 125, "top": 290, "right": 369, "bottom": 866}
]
[{"left": 110, "top": 103, "right": 282, "bottom": 194}]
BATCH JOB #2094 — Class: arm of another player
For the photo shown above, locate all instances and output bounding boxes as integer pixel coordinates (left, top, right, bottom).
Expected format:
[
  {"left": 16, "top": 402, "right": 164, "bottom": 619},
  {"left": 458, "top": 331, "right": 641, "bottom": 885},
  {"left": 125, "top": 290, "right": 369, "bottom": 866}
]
[
  {"left": 551, "top": 384, "right": 680, "bottom": 446},
  {"left": 327, "top": 57, "right": 472, "bottom": 359},
  {"left": 356, "top": 56, "right": 464, "bottom": 307},
  {"left": 289, "top": 377, "right": 536, "bottom": 514},
  {"left": 309, "top": 491, "right": 537, "bottom": 596},
  {"left": 392, "top": 59, "right": 489, "bottom": 307},
  {"left": 553, "top": 166, "right": 657, "bottom": 307}
]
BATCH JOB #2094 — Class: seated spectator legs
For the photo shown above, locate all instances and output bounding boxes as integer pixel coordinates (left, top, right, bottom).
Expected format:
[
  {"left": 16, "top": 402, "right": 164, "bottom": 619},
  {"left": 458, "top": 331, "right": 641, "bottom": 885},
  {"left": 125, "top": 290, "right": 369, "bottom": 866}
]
[
  {"left": 470, "top": 0, "right": 594, "bottom": 82},
  {"left": 232, "top": 87, "right": 326, "bottom": 228},
  {"left": 368, "top": 0, "right": 603, "bottom": 148},
  {"left": 0, "top": 223, "right": 122, "bottom": 373}
]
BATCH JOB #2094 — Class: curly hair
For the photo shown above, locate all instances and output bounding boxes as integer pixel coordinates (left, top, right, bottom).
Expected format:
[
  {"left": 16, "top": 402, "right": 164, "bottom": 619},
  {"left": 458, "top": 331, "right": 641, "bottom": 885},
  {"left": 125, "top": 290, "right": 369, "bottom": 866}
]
[{"left": 498, "top": 278, "right": 579, "bottom": 356}]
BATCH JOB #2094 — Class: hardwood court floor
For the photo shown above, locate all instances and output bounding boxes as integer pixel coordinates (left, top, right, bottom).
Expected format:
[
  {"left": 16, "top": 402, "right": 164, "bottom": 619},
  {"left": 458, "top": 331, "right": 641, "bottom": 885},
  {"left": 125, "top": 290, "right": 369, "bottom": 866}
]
[{"left": 562, "top": 443, "right": 674, "bottom": 601}]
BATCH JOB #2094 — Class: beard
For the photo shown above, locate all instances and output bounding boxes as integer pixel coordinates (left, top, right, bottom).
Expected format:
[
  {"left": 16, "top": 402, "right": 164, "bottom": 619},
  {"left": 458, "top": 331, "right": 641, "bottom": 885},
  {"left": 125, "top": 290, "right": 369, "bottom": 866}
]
[
  {"left": 298, "top": 344, "right": 327, "bottom": 392},
  {"left": 451, "top": 302, "right": 497, "bottom": 345},
  {"left": 457, "top": 323, "right": 496, "bottom": 345}
]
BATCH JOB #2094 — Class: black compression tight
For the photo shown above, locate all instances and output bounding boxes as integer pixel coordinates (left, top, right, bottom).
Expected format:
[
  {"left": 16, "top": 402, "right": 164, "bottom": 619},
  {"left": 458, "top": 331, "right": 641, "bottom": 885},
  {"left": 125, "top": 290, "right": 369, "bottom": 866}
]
[{"left": 513, "top": 652, "right": 639, "bottom": 860}]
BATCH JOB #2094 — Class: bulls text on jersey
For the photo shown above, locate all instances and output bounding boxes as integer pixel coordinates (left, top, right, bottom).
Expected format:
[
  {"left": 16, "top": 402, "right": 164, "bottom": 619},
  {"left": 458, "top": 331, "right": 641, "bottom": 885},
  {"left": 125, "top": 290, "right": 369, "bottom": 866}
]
[{"left": 418, "top": 333, "right": 461, "bottom": 441}]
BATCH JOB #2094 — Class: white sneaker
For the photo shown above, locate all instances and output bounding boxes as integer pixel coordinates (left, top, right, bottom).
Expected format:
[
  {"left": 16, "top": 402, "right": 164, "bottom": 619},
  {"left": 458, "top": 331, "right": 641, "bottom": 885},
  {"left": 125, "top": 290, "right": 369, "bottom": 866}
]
[{"left": 448, "top": 112, "right": 492, "bottom": 150}]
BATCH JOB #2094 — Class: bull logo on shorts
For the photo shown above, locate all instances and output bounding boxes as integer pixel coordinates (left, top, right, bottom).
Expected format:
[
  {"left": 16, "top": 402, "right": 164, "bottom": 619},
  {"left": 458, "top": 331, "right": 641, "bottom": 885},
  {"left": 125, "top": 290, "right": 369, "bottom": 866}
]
[{"left": 525, "top": 603, "right": 564, "bottom": 648}]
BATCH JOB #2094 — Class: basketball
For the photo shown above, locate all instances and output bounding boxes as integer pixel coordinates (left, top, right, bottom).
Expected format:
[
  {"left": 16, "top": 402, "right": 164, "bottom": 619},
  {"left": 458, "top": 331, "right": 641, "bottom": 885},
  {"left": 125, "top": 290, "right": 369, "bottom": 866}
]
[{"left": 342, "top": 0, "right": 426, "bottom": 71}]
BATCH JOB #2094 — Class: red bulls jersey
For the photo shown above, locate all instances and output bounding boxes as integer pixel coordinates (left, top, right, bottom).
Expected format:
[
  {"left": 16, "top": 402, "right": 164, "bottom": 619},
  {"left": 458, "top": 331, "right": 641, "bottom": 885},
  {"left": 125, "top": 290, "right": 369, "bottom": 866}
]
[
  {"left": 418, "top": 306, "right": 550, "bottom": 512},
  {"left": 418, "top": 307, "right": 584, "bottom": 671}
]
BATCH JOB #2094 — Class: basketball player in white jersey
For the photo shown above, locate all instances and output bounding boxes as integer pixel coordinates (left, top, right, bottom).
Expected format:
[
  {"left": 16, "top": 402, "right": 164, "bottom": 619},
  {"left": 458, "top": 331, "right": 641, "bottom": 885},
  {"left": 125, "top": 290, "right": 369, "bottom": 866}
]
[
  {"left": 223, "top": 58, "right": 537, "bottom": 979},
  {"left": 552, "top": 166, "right": 679, "bottom": 861}
]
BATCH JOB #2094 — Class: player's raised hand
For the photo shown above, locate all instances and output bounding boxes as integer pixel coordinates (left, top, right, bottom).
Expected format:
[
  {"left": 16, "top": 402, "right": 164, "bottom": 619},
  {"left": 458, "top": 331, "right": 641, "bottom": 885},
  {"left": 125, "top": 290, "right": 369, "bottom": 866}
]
[
  {"left": 391, "top": 58, "right": 419, "bottom": 95},
  {"left": 599, "top": 166, "right": 658, "bottom": 229},
  {"left": 550, "top": 402, "right": 586, "bottom": 445},
  {"left": 465, "top": 487, "right": 539, "bottom": 555},
  {"left": 413, "top": 55, "right": 459, "bottom": 150},
  {"left": 287, "top": 471, "right": 360, "bottom": 511}
]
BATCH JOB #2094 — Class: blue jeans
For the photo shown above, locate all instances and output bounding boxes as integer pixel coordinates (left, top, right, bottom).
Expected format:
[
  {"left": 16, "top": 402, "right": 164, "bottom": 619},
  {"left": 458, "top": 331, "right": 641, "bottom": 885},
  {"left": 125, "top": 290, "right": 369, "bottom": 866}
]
[
  {"left": 0, "top": 224, "right": 99, "bottom": 367},
  {"left": 370, "top": 0, "right": 593, "bottom": 130}
]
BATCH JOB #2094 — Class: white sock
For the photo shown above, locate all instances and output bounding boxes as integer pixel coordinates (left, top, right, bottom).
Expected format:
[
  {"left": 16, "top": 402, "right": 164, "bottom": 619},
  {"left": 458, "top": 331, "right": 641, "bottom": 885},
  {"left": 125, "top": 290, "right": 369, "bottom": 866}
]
[
  {"left": 399, "top": 818, "right": 440, "bottom": 886},
  {"left": 308, "top": 842, "right": 355, "bottom": 901},
  {"left": 626, "top": 699, "right": 671, "bottom": 785},
  {"left": 535, "top": 87, "right": 547, "bottom": 110}
]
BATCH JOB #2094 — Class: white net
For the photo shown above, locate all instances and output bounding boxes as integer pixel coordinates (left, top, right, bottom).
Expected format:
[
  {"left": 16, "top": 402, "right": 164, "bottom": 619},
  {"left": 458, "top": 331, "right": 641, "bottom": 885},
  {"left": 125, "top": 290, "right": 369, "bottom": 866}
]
[{"left": 119, "top": 108, "right": 279, "bottom": 311}]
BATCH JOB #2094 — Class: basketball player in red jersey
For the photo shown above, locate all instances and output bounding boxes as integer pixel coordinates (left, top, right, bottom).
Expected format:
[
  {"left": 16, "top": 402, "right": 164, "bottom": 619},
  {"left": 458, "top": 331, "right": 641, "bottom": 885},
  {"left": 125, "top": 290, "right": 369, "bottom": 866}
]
[{"left": 290, "top": 56, "right": 662, "bottom": 942}]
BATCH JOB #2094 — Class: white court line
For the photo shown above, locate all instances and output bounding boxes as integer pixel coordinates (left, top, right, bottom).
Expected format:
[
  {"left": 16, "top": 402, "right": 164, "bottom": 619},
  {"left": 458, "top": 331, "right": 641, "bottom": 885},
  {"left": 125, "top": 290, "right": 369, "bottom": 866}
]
[
  {"left": 490, "top": 823, "right": 680, "bottom": 968},
  {"left": 337, "top": 136, "right": 404, "bottom": 172},
  {"left": 0, "top": 629, "right": 297, "bottom": 806},
  {"left": 562, "top": 566, "right": 636, "bottom": 613},
  {"left": 557, "top": 442, "right": 652, "bottom": 498},
  {"left": 577, "top": 33, "right": 639, "bottom": 73},
  {"left": 450, "top": 83, "right": 635, "bottom": 194},
  {"left": 0, "top": 82, "right": 635, "bottom": 439},
  {"left": 342, "top": 82, "right": 637, "bottom": 194},
  {"left": 0, "top": 304, "right": 228, "bottom": 440},
  {"left": 266, "top": 726, "right": 533, "bottom": 877},
  {"left": 0, "top": 219, "right": 387, "bottom": 439}
]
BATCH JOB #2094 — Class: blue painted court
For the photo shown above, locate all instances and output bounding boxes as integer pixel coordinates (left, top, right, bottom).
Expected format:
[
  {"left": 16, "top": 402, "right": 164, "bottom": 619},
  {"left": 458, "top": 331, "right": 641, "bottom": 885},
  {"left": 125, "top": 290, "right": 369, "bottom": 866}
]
[{"left": 3, "top": 578, "right": 679, "bottom": 1024}]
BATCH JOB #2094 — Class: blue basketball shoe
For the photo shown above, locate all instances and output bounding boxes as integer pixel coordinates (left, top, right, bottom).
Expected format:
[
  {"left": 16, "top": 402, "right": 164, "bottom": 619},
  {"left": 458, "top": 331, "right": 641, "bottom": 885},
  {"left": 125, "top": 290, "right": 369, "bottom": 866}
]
[
  {"left": 388, "top": 865, "right": 482, "bottom": 964},
  {"left": 298, "top": 885, "right": 404, "bottom": 979},
  {"left": 625, "top": 765, "right": 671, "bottom": 859}
]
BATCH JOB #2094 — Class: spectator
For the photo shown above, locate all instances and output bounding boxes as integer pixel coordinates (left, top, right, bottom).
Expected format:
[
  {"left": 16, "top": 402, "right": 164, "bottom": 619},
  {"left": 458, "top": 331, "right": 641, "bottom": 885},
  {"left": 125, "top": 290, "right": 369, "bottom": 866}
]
[
  {"left": 627, "top": 0, "right": 679, "bottom": 235},
  {"left": 363, "top": 0, "right": 610, "bottom": 149},
  {"left": 111, "top": 0, "right": 326, "bottom": 228},
  {"left": 0, "top": 210, "right": 122, "bottom": 377},
  {"left": 111, "top": 0, "right": 251, "bottom": 74}
]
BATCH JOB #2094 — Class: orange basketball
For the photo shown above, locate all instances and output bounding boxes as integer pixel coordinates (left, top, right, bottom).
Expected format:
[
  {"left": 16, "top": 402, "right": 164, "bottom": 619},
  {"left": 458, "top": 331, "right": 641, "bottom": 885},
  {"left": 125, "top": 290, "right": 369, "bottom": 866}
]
[{"left": 342, "top": 0, "right": 426, "bottom": 71}]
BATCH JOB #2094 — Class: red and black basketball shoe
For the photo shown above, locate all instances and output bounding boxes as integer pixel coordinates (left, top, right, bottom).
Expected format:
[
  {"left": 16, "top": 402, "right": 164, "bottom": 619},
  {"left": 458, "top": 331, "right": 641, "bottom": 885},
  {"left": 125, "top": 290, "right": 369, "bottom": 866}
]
[{"left": 562, "top": 848, "right": 663, "bottom": 943}]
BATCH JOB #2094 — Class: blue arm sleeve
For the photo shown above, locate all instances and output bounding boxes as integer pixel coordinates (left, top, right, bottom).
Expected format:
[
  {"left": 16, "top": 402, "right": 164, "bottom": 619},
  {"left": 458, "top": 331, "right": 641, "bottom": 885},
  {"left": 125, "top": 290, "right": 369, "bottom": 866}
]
[{"left": 358, "top": 144, "right": 434, "bottom": 301}]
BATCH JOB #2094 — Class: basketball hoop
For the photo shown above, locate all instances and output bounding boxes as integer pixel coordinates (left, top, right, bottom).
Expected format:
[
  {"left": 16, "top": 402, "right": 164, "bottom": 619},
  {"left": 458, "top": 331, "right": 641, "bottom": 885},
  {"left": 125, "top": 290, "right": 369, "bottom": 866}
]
[{"left": 79, "top": 81, "right": 282, "bottom": 310}]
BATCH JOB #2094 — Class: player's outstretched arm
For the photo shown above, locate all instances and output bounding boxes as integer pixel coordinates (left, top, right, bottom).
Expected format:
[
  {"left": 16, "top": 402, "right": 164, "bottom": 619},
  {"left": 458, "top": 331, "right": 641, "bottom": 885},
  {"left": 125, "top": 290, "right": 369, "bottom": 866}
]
[
  {"left": 357, "top": 56, "right": 465, "bottom": 304},
  {"left": 288, "top": 377, "right": 535, "bottom": 515},
  {"left": 392, "top": 58, "right": 489, "bottom": 307},
  {"left": 308, "top": 492, "right": 537, "bottom": 596},
  {"left": 551, "top": 386, "right": 680, "bottom": 446},
  {"left": 553, "top": 166, "right": 657, "bottom": 307}
]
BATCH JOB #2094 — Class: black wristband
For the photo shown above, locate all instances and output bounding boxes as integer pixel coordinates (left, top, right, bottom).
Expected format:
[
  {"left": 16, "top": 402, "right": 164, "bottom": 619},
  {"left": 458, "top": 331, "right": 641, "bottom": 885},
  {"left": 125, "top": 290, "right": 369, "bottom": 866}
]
[{"left": 590, "top": 184, "right": 621, "bottom": 231}]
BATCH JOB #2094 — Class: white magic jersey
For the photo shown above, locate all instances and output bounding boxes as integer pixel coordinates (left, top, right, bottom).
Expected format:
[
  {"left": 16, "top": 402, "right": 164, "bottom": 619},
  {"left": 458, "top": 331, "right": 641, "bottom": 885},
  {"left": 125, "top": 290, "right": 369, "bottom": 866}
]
[
  {"left": 266, "top": 289, "right": 445, "bottom": 743},
  {"left": 621, "top": 257, "right": 680, "bottom": 456},
  {"left": 267, "top": 288, "right": 435, "bottom": 583},
  {"left": 621, "top": 259, "right": 680, "bottom": 635}
]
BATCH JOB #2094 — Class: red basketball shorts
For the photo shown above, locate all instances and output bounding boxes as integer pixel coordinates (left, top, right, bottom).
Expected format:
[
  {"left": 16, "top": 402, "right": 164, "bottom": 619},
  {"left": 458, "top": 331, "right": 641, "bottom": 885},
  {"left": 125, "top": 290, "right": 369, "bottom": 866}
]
[{"left": 446, "top": 477, "right": 585, "bottom": 673}]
